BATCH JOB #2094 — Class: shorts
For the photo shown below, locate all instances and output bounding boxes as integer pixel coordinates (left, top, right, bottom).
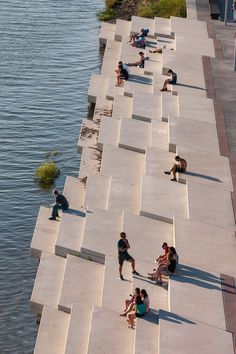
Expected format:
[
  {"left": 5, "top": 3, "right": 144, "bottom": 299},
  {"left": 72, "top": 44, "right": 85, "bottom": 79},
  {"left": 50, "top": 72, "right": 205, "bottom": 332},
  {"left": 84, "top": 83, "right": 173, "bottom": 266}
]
[
  {"left": 176, "top": 167, "right": 185, "bottom": 173},
  {"left": 119, "top": 253, "right": 133, "bottom": 265},
  {"left": 169, "top": 79, "right": 176, "bottom": 85}
]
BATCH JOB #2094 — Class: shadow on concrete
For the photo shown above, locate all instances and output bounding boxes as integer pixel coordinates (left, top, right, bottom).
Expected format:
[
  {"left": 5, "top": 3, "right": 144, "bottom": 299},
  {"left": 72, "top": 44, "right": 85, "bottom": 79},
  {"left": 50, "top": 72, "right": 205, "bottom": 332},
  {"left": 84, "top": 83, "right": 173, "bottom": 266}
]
[
  {"left": 159, "top": 309, "right": 196, "bottom": 324},
  {"left": 175, "top": 83, "right": 206, "bottom": 91},
  {"left": 64, "top": 209, "right": 86, "bottom": 217},
  {"left": 183, "top": 171, "right": 222, "bottom": 182},
  {"left": 142, "top": 309, "right": 159, "bottom": 324},
  {"left": 129, "top": 75, "right": 153, "bottom": 85}
]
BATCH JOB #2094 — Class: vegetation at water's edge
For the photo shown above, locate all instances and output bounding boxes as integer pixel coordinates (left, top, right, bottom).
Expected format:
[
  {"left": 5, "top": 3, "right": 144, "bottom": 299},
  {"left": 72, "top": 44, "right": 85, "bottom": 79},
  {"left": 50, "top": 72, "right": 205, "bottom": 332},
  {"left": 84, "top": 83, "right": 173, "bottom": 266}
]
[
  {"left": 35, "top": 161, "right": 60, "bottom": 185},
  {"left": 97, "top": 0, "right": 186, "bottom": 22}
]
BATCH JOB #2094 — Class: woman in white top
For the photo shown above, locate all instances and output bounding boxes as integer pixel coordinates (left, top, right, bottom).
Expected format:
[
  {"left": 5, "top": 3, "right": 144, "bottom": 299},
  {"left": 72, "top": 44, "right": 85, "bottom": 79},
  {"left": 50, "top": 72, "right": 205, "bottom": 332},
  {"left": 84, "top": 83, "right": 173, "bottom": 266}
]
[{"left": 140, "top": 289, "right": 150, "bottom": 312}]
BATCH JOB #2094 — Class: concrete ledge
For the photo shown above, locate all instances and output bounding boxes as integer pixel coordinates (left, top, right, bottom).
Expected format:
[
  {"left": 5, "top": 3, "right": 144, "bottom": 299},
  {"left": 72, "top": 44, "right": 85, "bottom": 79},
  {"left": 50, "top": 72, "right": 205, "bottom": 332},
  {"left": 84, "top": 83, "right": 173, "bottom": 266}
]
[
  {"left": 84, "top": 174, "right": 111, "bottom": 210},
  {"left": 99, "top": 22, "right": 116, "bottom": 45},
  {"left": 119, "top": 118, "right": 151, "bottom": 154}
]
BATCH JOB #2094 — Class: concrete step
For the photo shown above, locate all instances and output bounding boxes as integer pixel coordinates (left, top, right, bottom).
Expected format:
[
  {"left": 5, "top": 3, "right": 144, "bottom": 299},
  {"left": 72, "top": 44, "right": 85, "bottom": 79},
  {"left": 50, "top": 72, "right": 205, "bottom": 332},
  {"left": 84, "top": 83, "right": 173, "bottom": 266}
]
[
  {"left": 87, "top": 306, "right": 134, "bottom": 354},
  {"left": 115, "top": 19, "right": 131, "bottom": 42},
  {"left": 99, "top": 22, "right": 116, "bottom": 45},
  {"left": 106, "top": 75, "right": 124, "bottom": 101},
  {"left": 100, "top": 145, "right": 145, "bottom": 181},
  {"left": 92, "top": 95, "right": 113, "bottom": 123},
  {"left": 55, "top": 212, "right": 85, "bottom": 258},
  {"left": 141, "top": 175, "right": 188, "bottom": 223},
  {"left": 101, "top": 255, "right": 132, "bottom": 312},
  {"left": 30, "top": 252, "right": 66, "bottom": 314},
  {"left": 78, "top": 146, "right": 101, "bottom": 179},
  {"left": 88, "top": 74, "right": 109, "bottom": 104},
  {"left": 170, "top": 16, "right": 208, "bottom": 38},
  {"left": 132, "top": 92, "right": 162, "bottom": 122},
  {"left": 97, "top": 116, "right": 120, "bottom": 150},
  {"left": 64, "top": 304, "right": 92, "bottom": 354},
  {"left": 178, "top": 93, "right": 215, "bottom": 124},
  {"left": 144, "top": 57, "right": 162, "bottom": 76},
  {"left": 119, "top": 118, "right": 151, "bottom": 153},
  {"left": 63, "top": 176, "right": 85, "bottom": 211},
  {"left": 120, "top": 34, "right": 145, "bottom": 64},
  {"left": 103, "top": 39, "right": 121, "bottom": 59},
  {"left": 108, "top": 176, "right": 141, "bottom": 214},
  {"left": 124, "top": 75, "right": 153, "bottom": 97},
  {"left": 158, "top": 309, "right": 234, "bottom": 354},
  {"left": 154, "top": 17, "right": 172, "bottom": 37},
  {"left": 78, "top": 119, "right": 99, "bottom": 153},
  {"left": 146, "top": 147, "right": 174, "bottom": 179},
  {"left": 122, "top": 212, "right": 172, "bottom": 265},
  {"left": 131, "top": 16, "right": 155, "bottom": 37},
  {"left": 84, "top": 174, "right": 111, "bottom": 210},
  {"left": 31, "top": 206, "right": 60, "bottom": 259},
  {"left": 58, "top": 255, "right": 104, "bottom": 313},
  {"left": 162, "top": 92, "right": 178, "bottom": 120},
  {"left": 175, "top": 33, "right": 214, "bottom": 57},
  {"left": 168, "top": 116, "right": 220, "bottom": 155},
  {"left": 81, "top": 209, "right": 123, "bottom": 263},
  {"left": 33, "top": 306, "right": 70, "bottom": 354},
  {"left": 187, "top": 181, "right": 235, "bottom": 230},
  {"left": 151, "top": 120, "right": 169, "bottom": 150},
  {"left": 174, "top": 217, "right": 236, "bottom": 278},
  {"left": 112, "top": 94, "right": 133, "bottom": 119}
]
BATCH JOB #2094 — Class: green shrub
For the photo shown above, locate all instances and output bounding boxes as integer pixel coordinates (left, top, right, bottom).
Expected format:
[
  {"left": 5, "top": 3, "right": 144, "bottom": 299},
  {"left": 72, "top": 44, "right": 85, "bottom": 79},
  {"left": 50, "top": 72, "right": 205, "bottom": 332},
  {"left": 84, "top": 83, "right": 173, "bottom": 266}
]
[
  {"left": 105, "top": 0, "right": 119, "bottom": 8},
  {"left": 97, "top": 8, "right": 116, "bottom": 21},
  {"left": 35, "top": 161, "right": 60, "bottom": 185},
  {"left": 137, "top": 0, "right": 186, "bottom": 18}
]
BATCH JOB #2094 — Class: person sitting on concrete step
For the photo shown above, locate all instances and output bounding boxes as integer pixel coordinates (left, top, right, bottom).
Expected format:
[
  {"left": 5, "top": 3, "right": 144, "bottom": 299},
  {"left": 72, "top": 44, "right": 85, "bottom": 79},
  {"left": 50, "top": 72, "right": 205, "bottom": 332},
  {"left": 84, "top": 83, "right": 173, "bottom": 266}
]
[
  {"left": 120, "top": 288, "right": 140, "bottom": 317},
  {"left": 49, "top": 189, "right": 69, "bottom": 221},
  {"left": 164, "top": 155, "right": 187, "bottom": 181},
  {"left": 128, "top": 28, "right": 149, "bottom": 47},
  {"left": 160, "top": 69, "right": 177, "bottom": 91},
  {"left": 127, "top": 295, "right": 146, "bottom": 329},
  {"left": 148, "top": 247, "right": 178, "bottom": 285},
  {"left": 115, "top": 63, "right": 129, "bottom": 86},
  {"left": 126, "top": 51, "right": 149, "bottom": 68}
]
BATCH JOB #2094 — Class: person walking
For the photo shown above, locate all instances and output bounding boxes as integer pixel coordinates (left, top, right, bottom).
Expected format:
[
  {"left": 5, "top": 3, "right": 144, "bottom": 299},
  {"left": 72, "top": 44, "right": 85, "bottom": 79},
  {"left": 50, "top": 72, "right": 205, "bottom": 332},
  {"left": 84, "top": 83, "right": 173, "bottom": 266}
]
[
  {"left": 49, "top": 189, "right": 69, "bottom": 220},
  {"left": 117, "top": 232, "right": 139, "bottom": 280}
]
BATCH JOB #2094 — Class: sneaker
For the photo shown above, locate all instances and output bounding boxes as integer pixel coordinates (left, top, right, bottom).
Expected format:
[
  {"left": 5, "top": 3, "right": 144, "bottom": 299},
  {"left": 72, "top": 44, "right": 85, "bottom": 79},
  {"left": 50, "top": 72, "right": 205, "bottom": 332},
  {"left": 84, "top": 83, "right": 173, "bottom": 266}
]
[
  {"left": 164, "top": 171, "right": 170, "bottom": 175},
  {"left": 171, "top": 178, "right": 177, "bottom": 182},
  {"left": 120, "top": 274, "right": 124, "bottom": 280},
  {"left": 132, "top": 270, "right": 140, "bottom": 276},
  {"left": 49, "top": 217, "right": 56, "bottom": 220},
  {"left": 160, "top": 88, "right": 167, "bottom": 92}
]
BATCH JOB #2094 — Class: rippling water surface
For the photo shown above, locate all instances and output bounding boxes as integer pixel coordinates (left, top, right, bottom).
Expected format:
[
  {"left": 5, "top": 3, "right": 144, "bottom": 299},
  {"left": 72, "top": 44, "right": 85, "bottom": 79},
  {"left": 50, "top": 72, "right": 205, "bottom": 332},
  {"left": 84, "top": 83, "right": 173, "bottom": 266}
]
[{"left": 0, "top": 1, "right": 104, "bottom": 352}]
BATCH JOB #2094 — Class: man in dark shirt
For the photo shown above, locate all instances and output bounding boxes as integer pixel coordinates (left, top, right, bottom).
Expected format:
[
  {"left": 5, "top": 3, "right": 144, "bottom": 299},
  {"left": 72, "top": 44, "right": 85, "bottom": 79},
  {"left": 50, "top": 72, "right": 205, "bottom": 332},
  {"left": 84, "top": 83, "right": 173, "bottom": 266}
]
[
  {"left": 117, "top": 232, "right": 139, "bottom": 280},
  {"left": 160, "top": 69, "right": 177, "bottom": 91},
  {"left": 164, "top": 155, "right": 187, "bottom": 181},
  {"left": 49, "top": 189, "right": 69, "bottom": 220}
]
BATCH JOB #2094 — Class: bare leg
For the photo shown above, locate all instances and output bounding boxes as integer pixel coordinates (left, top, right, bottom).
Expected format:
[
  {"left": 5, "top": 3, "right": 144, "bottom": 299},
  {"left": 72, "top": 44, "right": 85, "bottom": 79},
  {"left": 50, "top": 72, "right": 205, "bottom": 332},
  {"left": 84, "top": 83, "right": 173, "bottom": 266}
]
[
  {"left": 131, "top": 259, "right": 135, "bottom": 272},
  {"left": 119, "top": 264, "right": 123, "bottom": 276}
]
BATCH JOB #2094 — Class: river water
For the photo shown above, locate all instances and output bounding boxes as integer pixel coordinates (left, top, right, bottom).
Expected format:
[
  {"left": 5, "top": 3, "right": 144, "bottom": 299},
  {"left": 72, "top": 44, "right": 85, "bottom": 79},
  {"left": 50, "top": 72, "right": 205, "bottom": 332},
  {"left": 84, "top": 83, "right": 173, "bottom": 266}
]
[{"left": 0, "top": 1, "right": 104, "bottom": 352}]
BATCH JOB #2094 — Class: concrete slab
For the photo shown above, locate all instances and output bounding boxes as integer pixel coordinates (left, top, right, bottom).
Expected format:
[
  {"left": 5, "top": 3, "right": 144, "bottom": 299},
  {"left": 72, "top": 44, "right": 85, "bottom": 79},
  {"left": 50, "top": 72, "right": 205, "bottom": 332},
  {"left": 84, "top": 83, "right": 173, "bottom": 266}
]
[
  {"left": 99, "top": 22, "right": 116, "bottom": 45},
  {"left": 175, "top": 33, "right": 215, "bottom": 57},
  {"left": 158, "top": 309, "right": 234, "bottom": 354},
  {"left": 178, "top": 93, "right": 216, "bottom": 124},
  {"left": 162, "top": 92, "right": 178, "bottom": 120},
  {"left": 131, "top": 16, "right": 155, "bottom": 36},
  {"left": 81, "top": 209, "right": 123, "bottom": 262},
  {"left": 168, "top": 116, "right": 220, "bottom": 154},
  {"left": 141, "top": 175, "right": 188, "bottom": 223},
  {"left": 64, "top": 304, "right": 92, "bottom": 354},
  {"left": 115, "top": 19, "right": 131, "bottom": 42},
  {"left": 124, "top": 75, "right": 153, "bottom": 97},
  {"left": 102, "top": 255, "right": 132, "bottom": 312},
  {"left": 84, "top": 175, "right": 111, "bottom": 210},
  {"left": 132, "top": 92, "right": 162, "bottom": 122},
  {"left": 123, "top": 212, "right": 173, "bottom": 265},
  {"left": 78, "top": 119, "right": 99, "bottom": 154},
  {"left": 92, "top": 95, "right": 113, "bottom": 123},
  {"left": 97, "top": 116, "right": 120, "bottom": 150},
  {"left": 144, "top": 57, "right": 162, "bottom": 75},
  {"left": 146, "top": 147, "right": 175, "bottom": 179},
  {"left": 108, "top": 176, "right": 141, "bottom": 214},
  {"left": 106, "top": 75, "right": 124, "bottom": 100},
  {"left": 154, "top": 17, "right": 172, "bottom": 37},
  {"left": 31, "top": 206, "right": 59, "bottom": 259},
  {"left": 87, "top": 306, "right": 134, "bottom": 354},
  {"left": 169, "top": 267, "right": 226, "bottom": 329},
  {"left": 119, "top": 118, "right": 151, "bottom": 153},
  {"left": 78, "top": 146, "right": 101, "bottom": 178},
  {"left": 174, "top": 217, "right": 236, "bottom": 277},
  {"left": 187, "top": 181, "right": 235, "bottom": 229},
  {"left": 134, "top": 318, "right": 159, "bottom": 354},
  {"left": 88, "top": 74, "right": 109, "bottom": 104},
  {"left": 55, "top": 213, "right": 85, "bottom": 258},
  {"left": 101, "top": 56, "right": 120, "bottom": 76},
  {"left": 100, "top": 145, "right": 145, "bottom": 181},
  {"left": 170, "top": 16, "right": 208, "bottom": 37},
  {"left": 30, "top": 252, "right": 66, "bottom": 314},
  {"left": 177, "top": 145, "right": 233, "bottom": 190},
  {"left": 34, "top": 306, "right": 70, "bottom": 354},
  {"left": 151, "top": 120, "right": 169, "bottom": 151},
  {"left": 103, "top": 39, "right": 121, "bottom": 59},
  {"left": 63, "top": 176, "right": 85, "bottom": 210},
  {"left": 58, "top": 255, "right": 104, "bottom": 313},
  {"left": 112, "top": 94, "right": 133, "bottom": 119}
]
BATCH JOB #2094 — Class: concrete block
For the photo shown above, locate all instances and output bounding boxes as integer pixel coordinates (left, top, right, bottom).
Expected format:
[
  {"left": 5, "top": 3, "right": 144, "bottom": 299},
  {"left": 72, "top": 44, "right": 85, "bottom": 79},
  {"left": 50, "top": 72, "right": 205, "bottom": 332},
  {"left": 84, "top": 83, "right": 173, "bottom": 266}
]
[
  {"left": 106, "top": 75, "right": 124, "bottom": 101},
  {"left": 112, "top": 94, "right": 133, "bottom": 119},
  {"left": 187, "top": 181, "right": 235, "bottom": 229},
  {"left": 168, "top": 116, "right": 220, "bottom": 154},
  {"left": 34, "top": 306, "right": 70, "bottom": 354},
  {"left": 63, "top": 176, "right": 85, "bottom": 211},
  {"left": 141, "top": 175, "right": 188, "bottom": 223},
  {"left": 146, "top": 147, "right": 175, "bottom": 179},
  {"left": 158, "top": 309, "right": 234, "bottom": 354},
  {"left": 170, "top": 16, "right": 208, "bottom": 38},
  {"left": 151, "top": 120, "right": 169, "bottom": 151},
  {"left": 58, "top": 255, "right": 104, "bottom": 313},
  {"left": 30, "top": 252, "right": 66, "bottom": 314},
  {"left": 175, "top": 33, "right": 215, "bottom": 57},
  {"left": 97, "top": 116, "right": 120, "bottom": 150},
  {"left": 115, "top": 19, "right": 131, "bottom": 41},
  {"left": 174, "top": 217, "right": 236, "bottom": 277},
  {"left": 99, "top": 22, "right": 116, "bottom": 45},
  {"left": 162, "top": 92, "right": 178, "bottom": 120},
  {"left": 30, "top": 206, "right": 59, "bottom": 259},
  {"left": 55, "top": 212, "right": 85, "bottom": 258},
  {"left": 80, "top": 209, "right": 123, "bottom": 262},
  {"left": 124, "top": 75, "right": 153, "bottom": 97},
  {"left": 78, "top": 119, "right": 99, "bottom": 154},
  {"left": 131, "top": 16, "right": 155, "bottom": 36},
  {"left": 103, "top": 39, "right": 121, "bottom": 59},
  {"left": 84, "top": 174, "right": 111, "bottom": 210},
  {"left": 132, "top": 92, "right": 162, "bottom": 122},
  {"left": 119, "top": 118, "right": 151, "bottom": 153},
  {"left": 154, "top": 17, "right": 172, "bottom": 37},
  {"left": 87, "top": 306, "right": 134, "bottom": 354},
  {"left": 100, "top": 145, "right": 145, "bottom": 181},
  {"left": 88, "top": 74, "right": 109, "bottom": 104},
  {"left": 78, "top": 146, "right": 102, "bottom": 179}
]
